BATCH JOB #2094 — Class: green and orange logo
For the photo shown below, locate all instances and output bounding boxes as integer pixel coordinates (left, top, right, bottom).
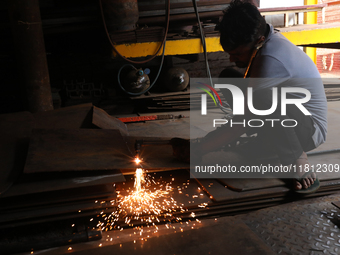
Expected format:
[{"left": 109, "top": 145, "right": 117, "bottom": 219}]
[{"left": 197, "top": 82, "right": 222, "bottom": 115}]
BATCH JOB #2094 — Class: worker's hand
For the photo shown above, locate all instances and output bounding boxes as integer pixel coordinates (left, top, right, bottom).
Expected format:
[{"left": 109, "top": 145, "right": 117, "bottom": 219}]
[{"left": 170, "top": 138, "right": 190, "bottom": 163}]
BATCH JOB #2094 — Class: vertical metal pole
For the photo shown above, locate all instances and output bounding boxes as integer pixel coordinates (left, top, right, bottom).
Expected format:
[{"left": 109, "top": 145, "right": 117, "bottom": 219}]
[
  {"left": 8, "top": 0, "right": 53, "bottom": 113},
  {"left": 304, "top": 0, "right": 318, "bottom": 65}
]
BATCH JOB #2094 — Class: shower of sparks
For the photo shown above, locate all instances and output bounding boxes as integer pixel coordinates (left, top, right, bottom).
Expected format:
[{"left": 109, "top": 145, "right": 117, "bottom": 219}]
[
  {"left": 134, "top": 168, "right": 144, "bottom": 193},
  {"left": 97, "top": 168, "right": 187, "bottom": 232}
]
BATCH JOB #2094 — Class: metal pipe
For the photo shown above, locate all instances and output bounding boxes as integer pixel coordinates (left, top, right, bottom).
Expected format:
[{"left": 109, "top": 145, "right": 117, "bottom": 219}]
[
  {"left": 259, "top": 148, "right": 340, "bottom": 162},
  {"left": 307, "top": 148, "right": 340, "bottom": 156},
  {"left": 139, "top": 4, "right": 229, "bottom": 17},
  {"left": 138, "top": 0, "right": 231, "bottom": 12},
  {"left": 8, "top": 0, "right": 53, "bottom": 113},
  {"left": 139, "top": 10, "right": 223, "bottom": 25}
]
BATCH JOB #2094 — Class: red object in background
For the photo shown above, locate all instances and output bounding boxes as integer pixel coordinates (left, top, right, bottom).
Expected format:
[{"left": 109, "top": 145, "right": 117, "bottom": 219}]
[
  {"left": 117, "top": 115, "right": 158, "bottom": 123},
  {"left": 117, "top": 114, "right": 186, "bottom": 123}
]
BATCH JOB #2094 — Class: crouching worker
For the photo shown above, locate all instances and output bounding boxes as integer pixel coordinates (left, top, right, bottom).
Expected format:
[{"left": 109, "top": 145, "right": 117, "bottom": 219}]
[{"left": 172, "top": 0, "right": 327, "bottom": 194}]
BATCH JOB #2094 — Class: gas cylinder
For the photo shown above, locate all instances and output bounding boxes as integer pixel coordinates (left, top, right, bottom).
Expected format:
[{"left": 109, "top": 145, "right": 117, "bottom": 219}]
[
  {"left": 164, "top": 67, "right": 189, "bottom": 92},
  {"left": 124, "top": 68, "right": 150, "bottom": 94}
]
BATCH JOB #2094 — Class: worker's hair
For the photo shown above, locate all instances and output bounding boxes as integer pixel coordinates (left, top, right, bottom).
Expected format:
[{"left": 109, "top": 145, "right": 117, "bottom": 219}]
[{"left": 219, "top": 0, "right": 267, "bottom": 51}]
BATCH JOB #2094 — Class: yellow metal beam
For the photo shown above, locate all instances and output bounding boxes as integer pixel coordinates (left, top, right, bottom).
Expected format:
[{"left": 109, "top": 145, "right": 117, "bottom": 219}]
[
  {"left": 114, "top": 37, "right": 223, "bottom": 58},
  {"left": 114, "top": 25, "right": 340, "bottom": 58},
  {"left": 304, "top": 0, "right": 318, "bottom": 25},
  {"left": 280, "top": 25, "right": 340, "bottom": 45}
]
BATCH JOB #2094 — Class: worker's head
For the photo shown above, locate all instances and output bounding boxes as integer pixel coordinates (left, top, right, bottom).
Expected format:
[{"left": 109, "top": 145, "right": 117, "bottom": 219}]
[{"left": 219, "top": 0, "right": 267, "bottom": 68}]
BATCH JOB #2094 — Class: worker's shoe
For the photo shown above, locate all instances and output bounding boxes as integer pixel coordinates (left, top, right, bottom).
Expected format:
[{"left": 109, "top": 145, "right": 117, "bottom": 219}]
[{"left": 293, "top": 153, "right": 320, "bottom": 194}]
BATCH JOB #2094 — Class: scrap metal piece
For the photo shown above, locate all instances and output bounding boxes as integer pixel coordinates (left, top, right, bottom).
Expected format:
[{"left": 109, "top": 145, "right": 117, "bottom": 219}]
[
  {"left": 92, "top": 106, "right": 129, "bottom": 136},
  {"left": 117, "top": 114, "right": 186, "bottom": 123}
]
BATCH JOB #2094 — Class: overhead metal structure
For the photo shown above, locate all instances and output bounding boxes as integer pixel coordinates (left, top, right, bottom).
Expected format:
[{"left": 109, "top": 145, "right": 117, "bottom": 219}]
[{"left": 110, "top": 2, "right": 340, "bottom": 59}]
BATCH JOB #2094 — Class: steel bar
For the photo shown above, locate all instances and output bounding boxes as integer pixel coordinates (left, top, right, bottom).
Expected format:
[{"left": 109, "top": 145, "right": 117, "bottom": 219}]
[
  {"left": 139, "top": 10, "right": 223, "bottom": 25},
  {"left": 138, "top": 0, "right": 232, "bottom": 11},
  {"left": 259, "top": 3, "right": 327, "bottom": 13},
  {"left": 139, "top": 4, "right": 229, "bottom": 17}
]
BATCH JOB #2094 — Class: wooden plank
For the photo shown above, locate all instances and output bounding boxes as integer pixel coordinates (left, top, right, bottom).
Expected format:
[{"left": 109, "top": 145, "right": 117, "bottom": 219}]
[{"left": 24, "top": 129, "right": 135, "bottom": 173}]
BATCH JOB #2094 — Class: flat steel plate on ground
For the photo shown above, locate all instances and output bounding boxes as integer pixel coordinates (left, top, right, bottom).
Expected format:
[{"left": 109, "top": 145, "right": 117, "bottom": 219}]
[
  {"left": 0, "top": 196, "right": 115, "bottom": 225},
  {"left": 33, "top": 103, "right": 93, "bottom": 129},
  {"left": 218, "top": 178, "right": 286, "bottom": 192},
  {"left": 0, "top": 184, "right": 116, "bottom": 211},
  {"left": 24, "top": 129, "right": 189, "bottom": 174},
  {"left": 0, "top": 183, "right": 117, "bottom": 229},
  {"left": 0, "top": 170, "right": 124, "bottom": 198},
  {"left": 67, "top": 218, "right": 276, "bottom": 255},
  {"left": 126, "top": 118, "right": 191, "bottom": 139},
  {"left": 24, "top": 129, "right": 134, "bottom": 173},
  {"left": 0, "top": 111, "right": 33, "bottom": 195}
]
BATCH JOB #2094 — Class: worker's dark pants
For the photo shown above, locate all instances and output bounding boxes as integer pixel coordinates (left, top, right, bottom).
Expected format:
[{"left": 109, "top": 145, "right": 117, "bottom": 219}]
[
  {"left": 245, "top": 89, "right": 316, "bottom": 165},
  {"left": 219, "top": 69, "right": 316, "bottom": 166}
]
